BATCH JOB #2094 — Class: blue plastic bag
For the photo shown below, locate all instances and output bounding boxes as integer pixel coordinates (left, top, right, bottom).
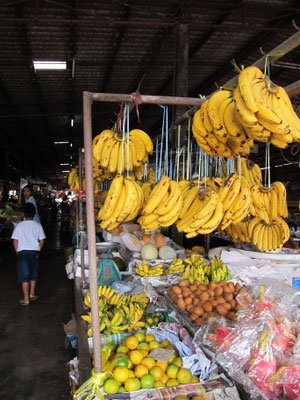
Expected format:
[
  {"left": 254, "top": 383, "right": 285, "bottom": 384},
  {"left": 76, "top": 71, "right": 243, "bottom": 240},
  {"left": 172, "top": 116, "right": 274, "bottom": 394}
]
[{"left": 97, "top": 257, "right": 121, "bottom": 287}]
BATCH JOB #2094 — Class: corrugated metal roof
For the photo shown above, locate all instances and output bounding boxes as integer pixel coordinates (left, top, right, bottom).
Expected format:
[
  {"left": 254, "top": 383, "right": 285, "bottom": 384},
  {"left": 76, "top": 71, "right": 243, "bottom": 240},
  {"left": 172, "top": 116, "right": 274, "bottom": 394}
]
[{"left": 0, "top": 0, "right": 299, "bottom": 182}]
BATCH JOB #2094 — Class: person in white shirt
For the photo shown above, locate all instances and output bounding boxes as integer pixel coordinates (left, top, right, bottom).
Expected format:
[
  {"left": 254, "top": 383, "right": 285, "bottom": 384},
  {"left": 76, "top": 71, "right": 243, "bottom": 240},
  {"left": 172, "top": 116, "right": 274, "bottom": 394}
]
[
  {"left": 22, "top": 185, "right": 41, "bottom": 224},
  {"left": 11, "top": 203, "right": 46, "bottom": 306}
]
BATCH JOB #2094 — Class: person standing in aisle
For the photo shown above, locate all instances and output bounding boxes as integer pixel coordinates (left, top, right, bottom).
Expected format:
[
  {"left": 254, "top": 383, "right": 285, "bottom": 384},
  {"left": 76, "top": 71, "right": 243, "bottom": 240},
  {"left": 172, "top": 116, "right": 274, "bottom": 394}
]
[
  {"left": 22, "top": 185, "right": 41, "bottom": 223},
  {"left": 11, "top": 203, "right": 46, "bottom": 306}
]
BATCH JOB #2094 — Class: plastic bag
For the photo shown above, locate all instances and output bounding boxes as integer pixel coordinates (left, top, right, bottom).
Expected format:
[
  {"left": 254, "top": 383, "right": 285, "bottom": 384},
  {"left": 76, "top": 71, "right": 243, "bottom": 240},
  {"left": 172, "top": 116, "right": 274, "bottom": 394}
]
[
  {"left": 97, "top": 257, "right": 121, "bottom": 287},
  {"left": 120, "top": 232, "right": 144, "bottom": 251}
]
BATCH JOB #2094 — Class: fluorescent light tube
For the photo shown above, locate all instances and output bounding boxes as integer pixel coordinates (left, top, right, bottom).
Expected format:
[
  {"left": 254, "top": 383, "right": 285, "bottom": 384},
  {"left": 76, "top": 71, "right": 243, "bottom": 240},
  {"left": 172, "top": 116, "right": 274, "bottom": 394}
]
[{"left": 33, "top": 61, "right": 67, "bottom": 70}]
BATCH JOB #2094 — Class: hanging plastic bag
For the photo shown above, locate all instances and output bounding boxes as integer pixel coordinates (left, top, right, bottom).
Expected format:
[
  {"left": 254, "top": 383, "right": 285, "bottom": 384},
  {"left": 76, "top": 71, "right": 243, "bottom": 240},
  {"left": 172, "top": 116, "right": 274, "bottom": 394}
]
[{"left": 97, "top": 258, "right": 121, "bottom": 287}]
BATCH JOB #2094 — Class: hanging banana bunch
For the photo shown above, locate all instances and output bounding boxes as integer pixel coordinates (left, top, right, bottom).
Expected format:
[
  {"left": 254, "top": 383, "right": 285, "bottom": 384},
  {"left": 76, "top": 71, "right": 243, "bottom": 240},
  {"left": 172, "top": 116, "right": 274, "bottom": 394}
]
[
  {"left": 176, "top": 185, "right": 224, "bottom": 238},
  {"left": 218, "top": 173, "right": 252, "bottom": 230},
  {"left": 222, "top": 157, "right": 262, "bottom": 187},
  {"left": 98, "top": 175, "right": 144, "bottom": 231},
  {"left": 192, "top": 90, "right": 254, "bottom": 159},
  {"left": 92, "top": 129, "right": 153, "bottom": 174},
  {"left": 68, "top": 168, "right": 79, "bottom": 189},
  {"left": 234, "top": 66, "right": 300, "bottom": 148},
  {"left": 138, "top": 176, "right": 183, "bottom": 232}
]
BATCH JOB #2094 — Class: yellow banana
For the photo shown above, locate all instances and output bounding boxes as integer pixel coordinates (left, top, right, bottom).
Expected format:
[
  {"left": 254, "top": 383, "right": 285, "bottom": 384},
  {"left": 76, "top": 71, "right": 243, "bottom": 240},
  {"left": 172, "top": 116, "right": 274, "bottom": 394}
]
[{"left": 142, "top": 176, "right": 170, "bottom": 215}]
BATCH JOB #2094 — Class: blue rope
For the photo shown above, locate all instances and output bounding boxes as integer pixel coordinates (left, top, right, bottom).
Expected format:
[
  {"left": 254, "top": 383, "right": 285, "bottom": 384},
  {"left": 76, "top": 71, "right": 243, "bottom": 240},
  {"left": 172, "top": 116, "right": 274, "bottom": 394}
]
[
  {"left": 126, "top": 104, "right": 130, "bottom": 179},
  {"left": 158, "top": 105, "right": 165, "bottom": 181}
]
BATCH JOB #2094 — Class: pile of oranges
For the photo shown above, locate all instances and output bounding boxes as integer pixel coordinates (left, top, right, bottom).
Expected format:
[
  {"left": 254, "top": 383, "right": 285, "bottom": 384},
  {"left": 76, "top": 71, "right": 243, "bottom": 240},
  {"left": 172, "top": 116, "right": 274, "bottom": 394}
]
[{"left": 102, "top": 332, "right": 200, "bottom": 395}]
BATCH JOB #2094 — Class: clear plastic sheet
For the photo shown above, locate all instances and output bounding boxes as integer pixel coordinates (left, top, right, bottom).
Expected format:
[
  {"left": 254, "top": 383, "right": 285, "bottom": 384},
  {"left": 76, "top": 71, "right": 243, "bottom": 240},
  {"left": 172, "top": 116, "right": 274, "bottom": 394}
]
[{"left": 202, "top": 280, "right": 300, "bottom": 399}]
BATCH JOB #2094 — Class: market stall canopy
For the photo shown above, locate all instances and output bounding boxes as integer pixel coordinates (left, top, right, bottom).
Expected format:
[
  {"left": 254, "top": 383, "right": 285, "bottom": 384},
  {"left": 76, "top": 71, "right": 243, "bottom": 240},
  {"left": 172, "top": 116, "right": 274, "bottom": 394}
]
[{"left": 0, "top": 0, "right": 299, "bottom": 184}]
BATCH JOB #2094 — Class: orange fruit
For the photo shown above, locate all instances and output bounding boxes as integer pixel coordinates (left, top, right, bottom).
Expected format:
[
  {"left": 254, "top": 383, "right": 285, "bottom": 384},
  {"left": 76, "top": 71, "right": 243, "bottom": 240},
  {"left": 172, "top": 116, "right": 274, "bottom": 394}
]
[
  {"left": 156, "top": 360, "right": 168, "bottom": 372},
  {"left": 113, "top": 367, "right": 129, "bottom": 383},
  {"left": 129, "top": 350, "right": 144, "bottom": 365},
  {"left": 125, "top": 336, "right": 139, "bottom": 350},
  {"left": 166, "top": 378, "right": 179, "bottom": 387},
  {"left": 140, "top": 349, "right": 149, "bottom": 357},
  {"left": 124, "top": 377, "right": 141, "bottom": 392},
  {"left": 118, "top": 386, "right": 126, "bottom": 393},
  {"left": 173, "top": 357, "right": 183, "bottom": 368},
  {"left": 154, "top": 381, "right": 165, "bottom": 388},
  {"left": 161, "top": 374, "right": 169, "bottom": 384},
  {"left": 128, "top": 370, "right": 135, "bottom": 378},
  {"left": 177, "top": 368, "right": 192, "bottom": 384},
  {"left": 167, "top": 354, "right": 176, "bottom": 364},
  {"left": 134, "top": 365, "right": 148, "bottom": 379},
  {"left": 137, "top": 342, "right": 149, "bottom": 352},
  {"left": 145, "top": 333, "right": 155, "bottom": 343},
  {"left": 160, "top": 340, "right": 170, "bottom": 347},
  {"left": 134, "top": 332, "right": 145, "bottom": 343},
  {"left": 140, "top": 374, "right": 155, "bottom": 389},
  {"left": 149, "top": 340, "right": 160, "bottom": 350},
  {"left": 191, "top": 375, "right": 199, "bottom": 383},
  {"left": 174, "top": 397, "right": 188, "bottom": 400},
  {"left": 103, "top": 378, "right": 120, "bottom": 394},
  {"left": 149, "top": 366, "right": 164, "bottom": 381},
  {"left": 141, "top": 357, "right": 156, "bottom": 370},
  {"left": 114, "top": 357, "right": 131, "bottom": 369},
  {"left": 166, "top": 364, "right": 179, "bottom": 379},
  {"left": 117, "top": 345, "right": 129, "bottom": 354}
]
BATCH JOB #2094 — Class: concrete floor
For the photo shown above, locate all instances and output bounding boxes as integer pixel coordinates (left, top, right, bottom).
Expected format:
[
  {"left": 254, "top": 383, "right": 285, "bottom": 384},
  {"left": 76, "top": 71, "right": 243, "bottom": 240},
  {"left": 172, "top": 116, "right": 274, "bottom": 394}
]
[{"left": 0, "top": 220, "right": 74, "bottom": 399}]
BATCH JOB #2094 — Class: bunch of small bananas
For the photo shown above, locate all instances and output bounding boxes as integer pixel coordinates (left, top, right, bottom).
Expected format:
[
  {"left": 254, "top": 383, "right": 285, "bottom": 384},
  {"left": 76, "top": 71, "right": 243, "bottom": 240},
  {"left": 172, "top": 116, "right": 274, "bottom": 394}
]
[
  {"left": 250, "top": 182, "right": 288, "bottom": 223},
  {"left": 234, "top": 66, "right": 300, "bottom": 148},
  {"left": 92, "top": 129, "right": 153, "bottom": 174},
  {"left": 192, "top": 90, "right": 253, "bottom": 158},
  {"left": 181, "top": 255, "right": 209, "bottom": 284},
  {"left": 248, "top": 216, "right": 290, "bottom": 252},
  {"left": 165, "top": 258, "right": 185, "bottom": 274},
  {"left": 218, "top": 173, "right": 252, "bottom": 230},
  {"left": 138, "top": 176, "right": 183, "bottom": 231},
  {"left": 68, "top": 168, "right": 80, "bottom": 190},
  {"left": 186, "top": 246, "right": 206, "bottom": 256},
  {"left": 135, "top": 260, "right": 164, "bottom": 277},
  {"left": 225, "top": 219, "right": 251, "bottom": 244},
  {"left": 176, "top": 184, "right": 223, "bottom": 238},
  {"left": 223, "top": 157, "right": 262, "bottom": 187},
  {"left": 98, "top": 175, "right": 144, "bottom": 231},
  {"left": 92, "top": 157, "right": 114, "bottom": 183},
  {"left": 209, "top": 257, "right": 231, "bottom": 282},
  {"left": 132, "top": 165, "right": 156, "bottom": 184}
]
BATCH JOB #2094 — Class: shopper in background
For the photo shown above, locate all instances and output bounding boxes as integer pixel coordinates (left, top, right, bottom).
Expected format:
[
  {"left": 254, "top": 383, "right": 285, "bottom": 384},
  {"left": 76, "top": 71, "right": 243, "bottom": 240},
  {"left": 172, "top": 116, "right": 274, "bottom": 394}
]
[
  {"left": 22, "top": 185, "right": 41, "bottom": 223},
  {"left": 11, "top": 203, "right": 46, "bottom": 306}
]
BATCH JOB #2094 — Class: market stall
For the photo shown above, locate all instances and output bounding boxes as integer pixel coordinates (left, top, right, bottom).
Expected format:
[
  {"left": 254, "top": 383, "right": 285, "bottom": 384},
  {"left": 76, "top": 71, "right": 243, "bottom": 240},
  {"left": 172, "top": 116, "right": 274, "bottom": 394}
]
[{"left": 65, "top": 32, "right": 300, "bottom": 400}]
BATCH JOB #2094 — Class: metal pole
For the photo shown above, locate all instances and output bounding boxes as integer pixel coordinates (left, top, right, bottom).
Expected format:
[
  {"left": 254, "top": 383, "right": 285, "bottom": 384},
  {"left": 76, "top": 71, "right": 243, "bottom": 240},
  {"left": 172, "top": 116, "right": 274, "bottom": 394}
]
[
  {"left": 90, "top": 92, "right": 205, "bottom": 106},
  {"left": 78, "top": 149, "right": 85, "bottom": 287},
  {"left": 83, "top": 92, "right": 102, "bottom": 373}
]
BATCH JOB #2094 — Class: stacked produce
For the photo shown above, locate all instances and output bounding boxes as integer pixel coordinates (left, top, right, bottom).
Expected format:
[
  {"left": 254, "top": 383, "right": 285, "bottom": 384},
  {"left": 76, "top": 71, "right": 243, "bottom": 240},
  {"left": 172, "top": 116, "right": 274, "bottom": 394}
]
[
  {"left": 176, "top": 185, "right": 223, "bottom": 238},
  {"left": 135, "top": 258, "right": 185, "bottom": 277},
  {"left": 0, "top": 203, "right": 23, "bottom": 220},
  {"left": 98, "top": 175, "right": 144, "bottom": 231},
  {"left": 92, "top": 129, "right": 153, "bottom": 174},
  {"left": 138, "top": 176, "right": 183, "bottom": 231},
  {"left": 234, "top": 66, "right": 300, "bottom": 148},
  {"left": 168, "top": 279, "right": 249, "bottom": 325},
  {"left": 82, "top": 287, "right": 151, "bottom": 335},
  {"left": 218, "top": 173, "right": 251, "bottom": 229},
  {"left": 186, "top": 246, "right": 206, "bottom": 256},
  {"left": 192, "top": 90, "right": 253, "bottom": 158},
  {"left": 181, "top": 255, "right": 231, "bottom": 284},
  {"left": 101, "top": 333, "right": 200, "bottom": 394}
]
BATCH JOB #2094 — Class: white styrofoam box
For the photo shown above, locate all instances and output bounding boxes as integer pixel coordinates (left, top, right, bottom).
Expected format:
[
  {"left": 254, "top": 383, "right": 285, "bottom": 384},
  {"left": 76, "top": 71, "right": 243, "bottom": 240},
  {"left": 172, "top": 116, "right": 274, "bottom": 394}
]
[
  {"left": 75, "top": 265, "right": 89, "bottom": 278},
  {"left": 74, "top": 249, "right": 99, "bottom": 267},
  {"left": 101, "top": 231, "right": 122, "bottom": 243}
]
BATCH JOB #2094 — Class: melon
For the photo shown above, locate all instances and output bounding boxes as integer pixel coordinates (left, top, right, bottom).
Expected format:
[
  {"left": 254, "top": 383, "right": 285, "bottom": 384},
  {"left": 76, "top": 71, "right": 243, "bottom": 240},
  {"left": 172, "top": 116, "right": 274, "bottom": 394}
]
[
  {"left": 141, "top": 244, "right": 158, "bottom": 260},
  {"left": 158, "top": 245, "right": 176, "bottom": 260}
]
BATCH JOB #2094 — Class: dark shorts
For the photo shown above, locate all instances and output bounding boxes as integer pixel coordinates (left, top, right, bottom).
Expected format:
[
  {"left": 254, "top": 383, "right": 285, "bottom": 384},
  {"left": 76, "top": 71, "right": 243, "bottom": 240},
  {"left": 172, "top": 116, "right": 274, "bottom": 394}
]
[{"left": 17, "top": 250, "right": 39, "bottom": 283}]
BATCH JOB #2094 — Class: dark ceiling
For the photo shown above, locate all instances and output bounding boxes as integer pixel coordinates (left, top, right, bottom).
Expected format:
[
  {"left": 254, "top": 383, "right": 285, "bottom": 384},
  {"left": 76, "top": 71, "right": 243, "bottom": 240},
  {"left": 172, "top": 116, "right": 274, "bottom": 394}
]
[{"left": 0, "top": 0, "right": 299, "bottom": 187}]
